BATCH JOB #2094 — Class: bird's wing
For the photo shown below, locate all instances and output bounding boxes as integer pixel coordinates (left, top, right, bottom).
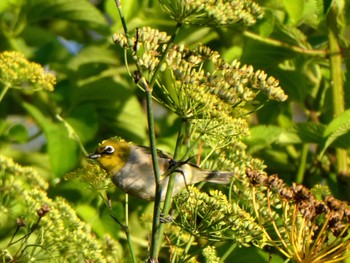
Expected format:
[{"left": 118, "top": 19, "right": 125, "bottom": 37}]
[{"left": 138, "top": 145, "right": 173, "bottom": 160}]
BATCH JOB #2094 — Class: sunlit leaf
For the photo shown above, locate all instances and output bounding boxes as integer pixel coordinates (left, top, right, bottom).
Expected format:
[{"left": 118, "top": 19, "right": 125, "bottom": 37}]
[
  {"left": 22, "top": 102, "right": 80, "bottom": 177},
  {"left": 320, "top": 109, "right": 350, "bottom": 156},
  {"left": 26, "top": 0, "right": 108, "bottom": 33}
]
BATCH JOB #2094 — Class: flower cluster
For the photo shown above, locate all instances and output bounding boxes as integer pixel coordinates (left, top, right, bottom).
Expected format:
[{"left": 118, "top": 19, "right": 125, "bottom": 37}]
[
  {"left": 0, "top": 155, "right": 122, "bottom": 262},
  {"left": 113, "top": 27, "right": 287, "bottom": 122},
  {"left": 173, "top": 186, "right": 267, "bottom": 248},
  {"left": 65, "top": 162, "right": 112, "bottom": 192},
  {"left": 202, "top": 246, "right": 220, "bottom": 263},
  {"left": 0, "top": 51, "right": 56, "bottom": 92},
  {"left": 159, "top": 0, "right": 264, "bottom": 26},
  {"left": 244, "top": 169, "right": 350, "bottom": 262}
]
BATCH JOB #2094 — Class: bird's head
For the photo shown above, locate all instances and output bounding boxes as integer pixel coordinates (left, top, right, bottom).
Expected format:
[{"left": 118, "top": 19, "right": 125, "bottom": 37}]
[{"left": 88, "top": 138, "right": 131, "bottom": 174}]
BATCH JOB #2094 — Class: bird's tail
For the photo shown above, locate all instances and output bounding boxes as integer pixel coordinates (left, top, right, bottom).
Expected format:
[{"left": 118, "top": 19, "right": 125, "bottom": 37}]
[{"left": 192, "top": 168, "right": 233, "bottom": 184}]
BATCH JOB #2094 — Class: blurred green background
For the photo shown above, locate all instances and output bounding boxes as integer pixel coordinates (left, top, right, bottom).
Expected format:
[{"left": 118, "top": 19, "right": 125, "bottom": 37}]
[{"left": 1, "top": 0, "right": 350, "bottom": 262}]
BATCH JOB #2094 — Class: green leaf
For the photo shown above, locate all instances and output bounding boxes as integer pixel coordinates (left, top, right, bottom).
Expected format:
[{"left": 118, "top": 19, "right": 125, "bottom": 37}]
[
  {"left": 270, "top": 68, "right": 309, "bottom": 101},
  {"left": 257, "top": 10, "right": 275, "bottom": 37},
  {"left": 76, "top": 204, "right": 107, "bottom": 237},
  {"left": 320, "top": 109, "right": 350, "bottom": 156},
  {"left": 292, "top": 122, "right": 325, "bottom": 144},
  {"left": 66, "top": 104, "right": 98, "bottom": 144},
  {"left": 282, "top": 0, "right": 304, "bottom": 24},
  {"left": 7, "top": 124, "right": 29, "bottom": 143},
  {"left": 245, "top": 125, "right": 285, "bottom": 153},
  {"left": 68, "top": 46, "right": 119, "bottom": 70},
  {"left": 22, "top": 102, "right": 80, "bottom": 177},
  {"left": 303, "top": 0, "right": 325, "bottom": 25},
  {"left": 71, "top": 78, "right": 147, "bottom": 142},
  {"left": 241, "top": 38, "right": 294, "bottom": 69},
  {"left": 26, "top": 0, "right": 108, "bottom": 33}
]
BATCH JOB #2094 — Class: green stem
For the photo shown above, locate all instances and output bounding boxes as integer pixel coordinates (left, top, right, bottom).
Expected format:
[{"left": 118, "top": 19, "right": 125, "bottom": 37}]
[
  {"left": 124, "top": 194, "right": 137, "bottom": 263},
  {"left": 149, "top": 23, "right": 182, "bottom": 89},
  {"left": 220, "top": 243, "right": 237, "bottom": 262},
  {"left": 148, "top": 24, "right": 182, "bottom": 261},
  {"left": 327, "top": 3, "right": 348, "bottom": 180},
  {"left": 296, "top": 144, "right": 308, "bottom": 184},
  {"left": 108, "top": 193, "right": 137, "bottom": 262},
  {"left": 182, "top": 235, "right": 195, "bottom": 261},
  {"left": 114, "top": 0, "right": 142, "bottom": 74},
  {"left": 143, "top": 79, "right": 163, "bottom": 262},
  {"left": 114, "top": 2, "right": 183, "bottom": 260},
  {"left": 0, "top": 84, "right": 10, "bottom": 103},
  {"left": 153, "top": 119, "right": 187, "bottom": 255},
  {"left": 243, "top": 31, "right": 328, "bottom": 56}
]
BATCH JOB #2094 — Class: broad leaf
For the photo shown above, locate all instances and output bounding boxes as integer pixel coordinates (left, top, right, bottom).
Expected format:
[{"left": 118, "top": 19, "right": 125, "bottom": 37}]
[
  {"left": 68, "top": 46, "right": 119, "bottom": 70},
  {"left": 245, "top": 125, "right": 285, "bottom": 153},
  {"left": 26, "top": 0, "right": 108, "bottom": 33},
  {"left": 320, "top": 109, "right": 350, "bottom": 156},
  {"left": 282, "top": 0, "right": 304, "bottom": 25},
  {"left": 292, "top": 122, "right": 325, "bottom": 144},
  {"left": 23, "top": 102, "right": 80, "bottom": 177},
  {"left": 65, "top": 104, "right": 99, "bottom": 144},
  {"left": 71, "top": 78, "right": 147, "bottom": 142}
]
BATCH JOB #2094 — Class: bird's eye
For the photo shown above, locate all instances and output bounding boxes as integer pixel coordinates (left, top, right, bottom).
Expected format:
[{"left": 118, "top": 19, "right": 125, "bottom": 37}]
[{"left": 102, "top": 146, "right": 115, "bottom": 154}]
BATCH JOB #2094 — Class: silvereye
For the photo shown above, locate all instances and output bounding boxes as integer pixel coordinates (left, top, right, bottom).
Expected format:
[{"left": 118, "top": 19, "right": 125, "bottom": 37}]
[{"left": 88, "top": 138, "right": 233, "bottom": 201}]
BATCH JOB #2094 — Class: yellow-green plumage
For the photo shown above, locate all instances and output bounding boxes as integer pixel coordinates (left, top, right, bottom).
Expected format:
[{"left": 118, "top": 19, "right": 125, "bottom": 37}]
[{"left": 88, "top": 138, "right": 233, "bottom": 201}]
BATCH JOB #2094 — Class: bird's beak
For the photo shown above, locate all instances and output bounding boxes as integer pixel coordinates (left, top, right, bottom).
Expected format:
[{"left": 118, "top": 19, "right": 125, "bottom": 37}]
[{"left": 87, "top": 153, "right": 101, "bottom": 159}]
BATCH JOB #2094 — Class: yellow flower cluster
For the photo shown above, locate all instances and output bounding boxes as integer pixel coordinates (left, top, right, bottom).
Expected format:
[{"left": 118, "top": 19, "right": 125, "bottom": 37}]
[
  {"left": 114, "top": 27, "right": 288, "bottom": 122},
  {"left": 0, "top": 155, "right": 122, "bottom": 262},
  {"left": 0, "top": 51, "right": 56, "bottom": 92},
  {"left": 65, "top": 162, "right": 112, "bottom": 191},
  {"left": 244, "top": 169, "right": 350, "bottom": 262},
  {"left": 159, "top": 0, "right": 264, "bottom": 26},
  {"left": 174, "top": 186, "right": 267, "bottom": 247}
]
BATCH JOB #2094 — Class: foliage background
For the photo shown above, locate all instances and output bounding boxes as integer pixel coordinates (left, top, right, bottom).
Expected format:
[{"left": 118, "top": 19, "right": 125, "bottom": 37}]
[{"left": 0, "top": 0, "right": 350, "bottom": 262}]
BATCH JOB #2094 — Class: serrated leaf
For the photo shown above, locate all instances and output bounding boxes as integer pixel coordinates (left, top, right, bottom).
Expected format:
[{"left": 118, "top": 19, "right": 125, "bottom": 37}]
[
  {"left": 270, "top": 68, "right": 309, "bottom": 101},
  {"left": 241, "top": 39, "right": 294, "bottom": 69},
  {"left": 68, "top": 46, "right": 119, "bottom": 70},
  {"left": 257, "top": 11, "right": 275, "bottom": 37},
  {"left": 282, "top": 0, "right": 304, "bottom": 24},
  {"left": 26, "top": 0, "right": 108, "bottom": 33},
  {"left": 245, "top": 125, "right": 285, "bottom": 153},
  {"left": 22, "top": 102, "right": 80, "bottom": 177},
  {"left": 71, "top": 78, "right": 147, "bottom": 142},
  {"left": 303, "top": 0, "right": 324, "bottom": 25},
  {"left": 320, "top": 109, "right": 350, "bottom": 156},
  {"left": 292, "top": 122, "right": 325, "bottom": 144},
  {"left": 66, "top": 104, "right": 98, "bottom": 144}
]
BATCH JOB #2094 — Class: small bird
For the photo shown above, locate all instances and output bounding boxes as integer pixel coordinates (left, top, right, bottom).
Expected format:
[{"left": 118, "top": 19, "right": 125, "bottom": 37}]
[{"left": 88, "top": 138, "right": 233, "bottom": 201}]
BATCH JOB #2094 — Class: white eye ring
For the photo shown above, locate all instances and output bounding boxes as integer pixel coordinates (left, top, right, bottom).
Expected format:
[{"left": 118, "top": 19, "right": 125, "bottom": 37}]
[{"left": 103, "top": 146, "right": 115, "bottom": 154}]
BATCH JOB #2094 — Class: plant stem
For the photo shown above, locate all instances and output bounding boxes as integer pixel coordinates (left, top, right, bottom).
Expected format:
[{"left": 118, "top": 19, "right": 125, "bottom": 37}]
[
  {"left": 296, "top": 144, "right": 308, "bottom": 184},
  {"left": 125, "top": 194, "right": 137, "bottom": 263},
  {"left": 243, "top": 31, "right": 328, "bottom": 56},
  {"left": 0, "top": 84, "right": 10, "bottom": 103},
  {"left": 114, "top": 2, "right": 183, "bottom": 260},
  {"left": 147, "top": 24, "right": 182, "bottom": 261},
  {"left": 220, "top": 243, "right": 237, "bottom": 262},
  {"left": 149, "top": 23, "right": 182, "bottom": 88},
  {"left": 326, "top": 2, "right": 349, "bottom": 198},
  {"left": 152, "top": 119, "right": 186, "bottom": 256},
  {"left": 108, "top": 193, "right": 137, "bottom": 263},
  {"left": 182, "top": 235, "right": 195, "bottom": 261},
  {"left": 143, "top": 79, "right": 163, "bottom": 263}
]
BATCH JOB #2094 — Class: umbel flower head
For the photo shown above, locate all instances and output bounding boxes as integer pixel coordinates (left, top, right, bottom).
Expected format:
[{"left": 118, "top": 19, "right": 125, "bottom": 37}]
[
  {"left": 0, "top": 51, "right": 56, "bottom": 92},
  {"left": 173, "top": 186, "right": 267, "bottom": 248},
  {"left": 242, "top": 169, "right": 350, "bottom": 262},
  {"left": 113, "top": 27, "right": 288, "bottom": 121},
  {"left": 159, "top": 0, "right": 264, "bottom": 26},
  {"left": 0, "top": 155, "right": 122, "bottom": 262}
]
